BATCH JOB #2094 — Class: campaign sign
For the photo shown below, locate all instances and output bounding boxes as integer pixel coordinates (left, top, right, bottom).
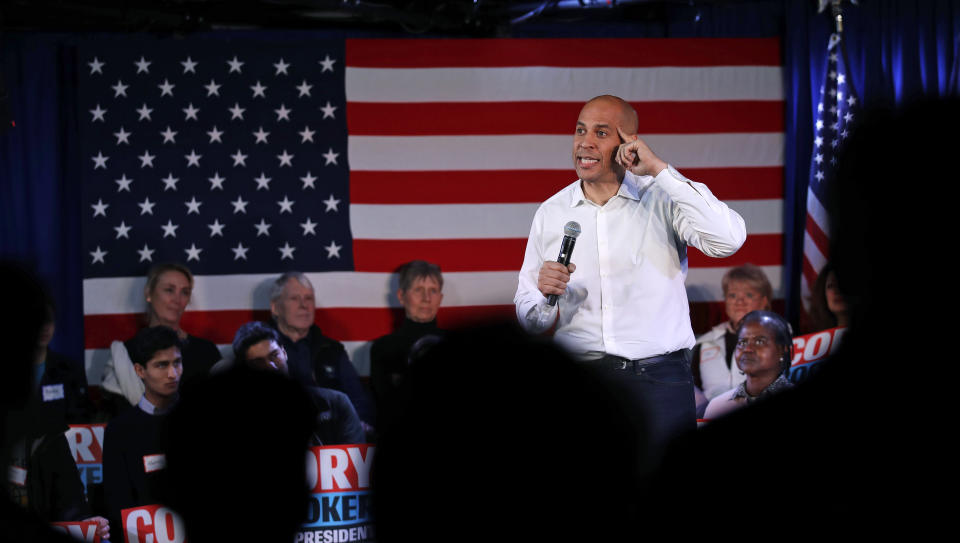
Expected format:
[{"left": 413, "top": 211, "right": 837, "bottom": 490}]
[
  {"left": 788, "top": 326, "right": 847, "bottom": 384},
  {"left": 50, "top": 521, "right": 101, "bottom": 542},
  {"left": 121, "top": 504, "right": 186, "bottom": 543},
  {"left": 298, "top": 445, "right": 375, "bottom": 543},
  {"left": 65, "top": 424, "right": 106, "bottom": 496}
]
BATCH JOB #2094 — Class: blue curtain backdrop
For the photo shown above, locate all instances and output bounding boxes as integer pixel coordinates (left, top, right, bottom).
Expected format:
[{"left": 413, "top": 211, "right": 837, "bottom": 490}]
[
  {"left": 1, "top": 34, "right": 84, "bottom": 358},
  {"left": 2, "top": 0, "right": 959, "bottom": 363},
  {"left": 783, "top": 0, "right": 960, "bottom": 324}
]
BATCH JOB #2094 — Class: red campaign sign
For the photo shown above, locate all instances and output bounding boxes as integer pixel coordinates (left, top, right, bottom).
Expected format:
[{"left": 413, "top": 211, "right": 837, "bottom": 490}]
[
  {"left": 306, "top": 445, "right": 375, "bottom": 494},
  {"left": 120, "top": 504, "right": 186, "bottom": 543},
  {"left": 65, "top": 424, "right": 106, "bottom": 465},
  {"left": 791, "top": 326, "right": 847, "bottom": 367},
  {"left": 50, "top": 521, "right": 101, "bottom": 543}
]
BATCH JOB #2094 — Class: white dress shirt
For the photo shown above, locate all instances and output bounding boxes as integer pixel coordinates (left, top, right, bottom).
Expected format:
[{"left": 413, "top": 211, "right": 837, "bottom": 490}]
[{"left": 514, "top": 166, "right": 746, "bottom": 360}]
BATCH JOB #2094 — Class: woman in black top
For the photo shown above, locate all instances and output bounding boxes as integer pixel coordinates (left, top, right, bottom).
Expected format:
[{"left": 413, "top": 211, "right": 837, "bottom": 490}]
[{"left": 100, "top": 262, "right": 221, "bottom": 413}]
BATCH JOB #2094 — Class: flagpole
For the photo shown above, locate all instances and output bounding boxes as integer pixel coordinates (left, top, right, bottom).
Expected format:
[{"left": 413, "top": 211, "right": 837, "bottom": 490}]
[
  {"left": 802, "top": 0, "right": 860, "bottom": 330},
  {"left": 831, "top": 0, "right": 843, "bottom": 34},
  {"left": 818, "top": 0, "right": 859, "bottom": 34}
]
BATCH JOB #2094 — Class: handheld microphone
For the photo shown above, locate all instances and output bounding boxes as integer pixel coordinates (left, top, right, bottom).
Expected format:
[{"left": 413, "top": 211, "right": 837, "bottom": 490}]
[{"left": 548, "top": 221, "right": 581, "bottom": 306}]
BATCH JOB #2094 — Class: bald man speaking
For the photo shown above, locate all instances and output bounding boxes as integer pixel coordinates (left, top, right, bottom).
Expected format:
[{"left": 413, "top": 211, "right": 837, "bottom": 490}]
[{"left": 514, "top": 95, "right": 746, "bottom": 448}]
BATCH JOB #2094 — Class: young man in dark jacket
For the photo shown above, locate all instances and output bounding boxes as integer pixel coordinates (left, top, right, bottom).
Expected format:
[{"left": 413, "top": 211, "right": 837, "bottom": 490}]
[{"left": 102, "top": 326, "right": 182, "bottom": 533}]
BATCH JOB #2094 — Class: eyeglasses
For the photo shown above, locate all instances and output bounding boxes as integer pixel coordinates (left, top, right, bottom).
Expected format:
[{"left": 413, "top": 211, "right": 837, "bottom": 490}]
[{"left": 735, "top": 336, "right": 772, "bottom": 349}]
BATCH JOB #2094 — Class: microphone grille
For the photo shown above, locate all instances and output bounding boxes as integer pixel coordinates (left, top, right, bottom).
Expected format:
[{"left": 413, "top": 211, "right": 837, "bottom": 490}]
[{"left": 563, "top": 221, "right": 581, "bottom": 238}]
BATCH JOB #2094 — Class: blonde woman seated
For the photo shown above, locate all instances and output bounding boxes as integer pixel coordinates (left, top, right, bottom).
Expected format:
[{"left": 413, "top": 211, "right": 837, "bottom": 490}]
[
  {"left": 703, "top": 310, "right": 793, "bottom": 420},
  {"left": 100, "top": 262, "right": 221, "bottom": 413}
]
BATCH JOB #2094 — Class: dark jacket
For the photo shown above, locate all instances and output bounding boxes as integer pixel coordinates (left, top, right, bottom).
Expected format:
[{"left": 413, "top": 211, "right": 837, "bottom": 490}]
[
  {"left": 307, "top": 387, "right": 365, "bottom": 445},
  {"left": 272, "top": 323, "right": 375, "bottom": 426},
  {"left": 370, "top": 318, "right": 443, "bottom": 422},
  {"left": 4, "top": 351, "right": 92, "bottom": 525},
  {"left": 6, "top": 433, "right": 91, "bottom": 523},
  {"left": 102, "top": 405, "right": 169, "bottom": 531}
]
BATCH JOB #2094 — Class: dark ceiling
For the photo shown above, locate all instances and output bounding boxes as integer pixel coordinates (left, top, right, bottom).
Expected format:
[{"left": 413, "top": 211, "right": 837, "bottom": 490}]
[{"left": 0, "top": 0, "right": 746, "bottom": 36}]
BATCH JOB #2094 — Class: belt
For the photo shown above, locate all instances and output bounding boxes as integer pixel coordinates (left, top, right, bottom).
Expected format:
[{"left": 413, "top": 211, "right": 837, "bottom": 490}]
[{"left": 598, "top": 349, "right": 691, "bottom": 371}]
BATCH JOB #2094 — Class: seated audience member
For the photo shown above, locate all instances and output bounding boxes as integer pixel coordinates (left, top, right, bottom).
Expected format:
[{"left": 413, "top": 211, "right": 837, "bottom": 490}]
[
  {"left": 3, "top": 287, "right": 110, "bottom": 540},
  {"left": 268, "top": 271, "right": 375, "bottom": 428},
  {"left": 101, "top": 263, "right": 220, "bottom": 414},
  {"left": 163, "top": 362, "right": 316, "bottom": 542},
  {"left": 32, "top": 296, "right": 93, "bottom": 432},
  {"left": 102, "top": 326, "right": 182, "bottom": 531},
  {"left": 806, "top": 262, "right": 849, "bottom": 332},
  {"left": 703, "top": 310, "right": 793, "bottom": 420},
  {"left": 370, "top": 260, "right": 445, "bottom": 420},
  {"left": 1, "top": 260, "right": 77, "bottom": 542},
  {"left": 232, "top": 322, "right": 365, "bottom": 445},
  {"left": 373, "top": 323, "right": 648, "bottom": 542},
  {"left": 693, "top": 264, "right": 773, "bottom": 405},
  {"left": 3, "top": 430, "right": 109, "bottom": 541}
]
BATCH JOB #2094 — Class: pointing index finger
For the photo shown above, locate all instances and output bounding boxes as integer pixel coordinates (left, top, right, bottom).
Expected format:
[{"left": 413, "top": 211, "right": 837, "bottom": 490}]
[{"left": 617, "top": 125, "right": 640, "bottom": 144}]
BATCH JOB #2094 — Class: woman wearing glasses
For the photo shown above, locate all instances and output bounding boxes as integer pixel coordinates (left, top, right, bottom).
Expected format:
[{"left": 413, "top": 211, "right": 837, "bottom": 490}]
[{"left": 703, "top": 310, "right": 794, "bottom": 420}]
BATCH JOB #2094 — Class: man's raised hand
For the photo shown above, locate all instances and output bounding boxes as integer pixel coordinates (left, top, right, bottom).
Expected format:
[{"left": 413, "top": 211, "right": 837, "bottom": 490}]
[{"left": 616, "top": 126, "right": 667, "bottom": 177}]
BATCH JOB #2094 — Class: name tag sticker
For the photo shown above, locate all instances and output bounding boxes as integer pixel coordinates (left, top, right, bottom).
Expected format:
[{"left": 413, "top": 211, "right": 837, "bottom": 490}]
[
  {"left": 8, "top": 466, "right": 27, "bottom": 486},
  {"left": 143, "top": 454, "right": 166, "bottom": 473},
  {"left": 42, "top": 384, "right": 65, "bottom": 402}
]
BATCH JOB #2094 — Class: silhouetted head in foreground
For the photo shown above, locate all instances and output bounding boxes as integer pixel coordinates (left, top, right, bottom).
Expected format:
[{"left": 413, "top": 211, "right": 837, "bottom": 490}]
[
  {"left": 1, "top": 261, "right": 76, "bottom": 542},
  {"left": 372, "top": 323, "right": 648, "bottom": 541},
  {"left": 1, "top": 261, "right": 49, "bottom": 445},
  {"left": 828, "top": 98, "right": 960, "bottom": 344},
  {"left": 163, "top": 368, "right": 316, "bottom": 542},
  {"left": 650, "top": 97, "right": 960, "bottom": 538},
  {"left": 0, "top": 260, "right": 46, "bottom": 415}
]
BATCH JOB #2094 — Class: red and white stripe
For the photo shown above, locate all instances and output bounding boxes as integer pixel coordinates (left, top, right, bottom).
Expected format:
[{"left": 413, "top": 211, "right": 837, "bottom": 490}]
[
  {"left": 801, "top": 184, "right": 830, "bottom": 309},
  {"left": 83, "top": 38, "right": 784, "bottom": 381}
]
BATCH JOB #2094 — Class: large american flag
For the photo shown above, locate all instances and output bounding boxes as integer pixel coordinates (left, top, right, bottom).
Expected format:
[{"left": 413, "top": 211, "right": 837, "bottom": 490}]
[
  {"left": 801, "top": 33, "right": 858, "bottom": 311},
  {"left": 80, "top": 37, "right": 784, "bottom": 381}
]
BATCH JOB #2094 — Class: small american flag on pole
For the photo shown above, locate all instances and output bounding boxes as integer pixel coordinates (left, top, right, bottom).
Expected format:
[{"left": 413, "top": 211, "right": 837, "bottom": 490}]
[{"left": 802, "top": 32, "right": 859, "bottom": 311}]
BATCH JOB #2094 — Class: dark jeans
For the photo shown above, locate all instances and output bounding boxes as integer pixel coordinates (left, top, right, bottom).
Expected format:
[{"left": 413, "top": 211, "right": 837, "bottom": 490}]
[{"left": 597, "top": 350, "right": 696, "bottom": 456}]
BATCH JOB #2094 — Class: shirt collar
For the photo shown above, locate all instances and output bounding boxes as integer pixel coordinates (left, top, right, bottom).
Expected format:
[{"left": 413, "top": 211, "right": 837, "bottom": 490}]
[
  {"left": 569, "top": 180, "right": 588, "bottom": 207},
  {"left": 400, "top": 316, "right": 439, "bottom": 333},
  {"left": 731, "top": 374, "right": 793, "bottom": 403},
  {"left": 569, "top": 172, "right": 647, "bottom": 207},
  {"left": 137, "top": 394, "right": 176, "bottom": 415},
  {"left": 271, "top": 319, "right": 315, "bottom": 346},
  {"left": 618, "top": 171, "right": 646, "bottom": 201}
]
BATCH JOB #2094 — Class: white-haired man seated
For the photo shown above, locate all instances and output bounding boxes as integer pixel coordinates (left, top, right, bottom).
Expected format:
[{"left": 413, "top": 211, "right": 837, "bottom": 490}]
[{"left": 268, "top": 271, "right": 375, "bottom": 431}]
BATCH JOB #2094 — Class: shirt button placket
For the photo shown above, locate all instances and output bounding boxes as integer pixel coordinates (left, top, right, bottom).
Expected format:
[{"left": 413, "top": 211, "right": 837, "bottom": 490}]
[{"left": 597, "top": 207, "right": 614, "bottom": 352}]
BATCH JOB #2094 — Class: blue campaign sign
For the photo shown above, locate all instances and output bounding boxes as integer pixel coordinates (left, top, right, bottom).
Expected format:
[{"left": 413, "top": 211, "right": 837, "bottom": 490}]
[
  {"left": 296, "top": 445, "right": 375, "bottom": 543},
  {"left": 303, "top": 491, "right": 372, "bottom": 527},
  {"left": 65, "top": 424, "right": 106, "bottom": 496}
]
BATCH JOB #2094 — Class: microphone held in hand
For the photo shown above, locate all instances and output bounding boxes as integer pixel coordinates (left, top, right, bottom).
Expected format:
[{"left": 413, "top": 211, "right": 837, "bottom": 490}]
[{"left": 548, "top": 221, "right": 581, "bottom": 306}]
